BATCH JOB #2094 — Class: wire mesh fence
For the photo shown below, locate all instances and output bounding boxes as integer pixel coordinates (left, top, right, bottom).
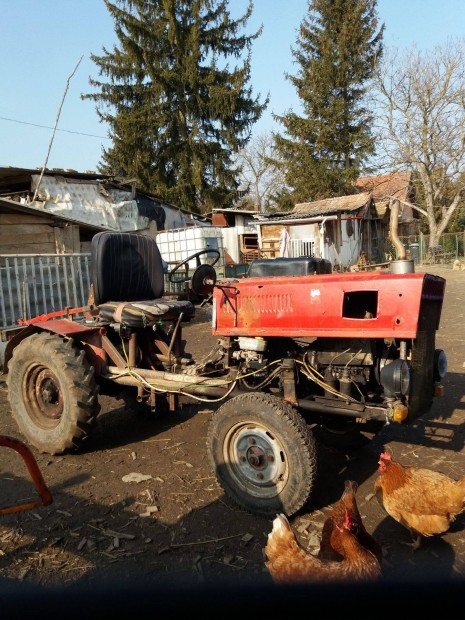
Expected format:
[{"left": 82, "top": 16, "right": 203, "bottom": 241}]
[
  {"left": 0, "top": 254, "right": 92, "bottom": 329},
  {"left": 399, "top": 232, "right": 465, "bottom": 265}
]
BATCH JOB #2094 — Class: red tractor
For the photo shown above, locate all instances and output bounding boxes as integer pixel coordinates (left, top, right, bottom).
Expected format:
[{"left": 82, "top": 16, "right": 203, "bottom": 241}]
[{"left": 0, "top": 231, "right": 447, "bottom": 517}]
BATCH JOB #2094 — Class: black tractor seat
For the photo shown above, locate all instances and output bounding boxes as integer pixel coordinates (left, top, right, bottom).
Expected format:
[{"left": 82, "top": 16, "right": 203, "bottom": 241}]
[
  {"left": 97, "top": 298, "right": 194, "bottom": 327},
  {"left": 91, "top": 231, "right": 194, "bottom": 327}
]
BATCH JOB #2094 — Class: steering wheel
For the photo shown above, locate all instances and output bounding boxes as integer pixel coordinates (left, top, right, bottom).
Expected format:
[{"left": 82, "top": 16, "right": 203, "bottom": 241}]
[{"left": 168, "top": 249, "right": 220, "bottom": 284}]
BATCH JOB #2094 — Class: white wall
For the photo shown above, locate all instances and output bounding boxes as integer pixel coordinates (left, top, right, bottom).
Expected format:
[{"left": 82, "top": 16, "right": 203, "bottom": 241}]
[
  {"left": 163, "top": 206, "right": 208, "bottom": 230},
  {"left": 222, "top": 227, "right": 241, "bottom": 264},
  {"left": 322, "top": 218, "right": 362, "bottom": 269},
  {"left": 287, "top": 215, "right": 363, "bottom": 269},
  {"left": 220, "top": 214, "right": 259, "bottom": 264}
]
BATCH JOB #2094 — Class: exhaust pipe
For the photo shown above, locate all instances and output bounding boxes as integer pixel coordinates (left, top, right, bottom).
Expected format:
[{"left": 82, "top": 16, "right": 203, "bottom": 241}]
[{"left": 389, "top": 199, "right": 414, "bottom": 274}]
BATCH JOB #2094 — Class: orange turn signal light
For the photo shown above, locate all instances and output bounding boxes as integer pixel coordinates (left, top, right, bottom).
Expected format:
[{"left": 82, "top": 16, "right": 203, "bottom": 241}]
[
  {"left": 434, "top": 384, "right": 444, "bottom": 397},
  {"left": 393, "top": 404, "right": 408, "bottom": 423}
]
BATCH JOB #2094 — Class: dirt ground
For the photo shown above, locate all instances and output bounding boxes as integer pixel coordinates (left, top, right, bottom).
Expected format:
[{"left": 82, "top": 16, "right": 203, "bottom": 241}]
[{"left": 1, "top": 264, "right": 465, "bottom": 591}]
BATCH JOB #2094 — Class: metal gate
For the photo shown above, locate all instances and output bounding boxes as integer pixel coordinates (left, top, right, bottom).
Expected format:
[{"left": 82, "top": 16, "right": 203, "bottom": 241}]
[{"left": 0, "top": 254, "right": 92, "bottom": 329}]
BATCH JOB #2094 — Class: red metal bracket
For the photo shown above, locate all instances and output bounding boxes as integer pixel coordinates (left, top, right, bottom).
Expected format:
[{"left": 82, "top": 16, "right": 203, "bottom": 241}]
[{"left": 0, "top": 435, "right": 53, "bottom": 515}]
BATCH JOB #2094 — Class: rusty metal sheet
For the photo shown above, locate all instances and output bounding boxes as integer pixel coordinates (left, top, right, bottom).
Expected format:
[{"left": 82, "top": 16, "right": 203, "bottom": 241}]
[{"left": 213, "top": 271, "right": 444, "bottom": 340}]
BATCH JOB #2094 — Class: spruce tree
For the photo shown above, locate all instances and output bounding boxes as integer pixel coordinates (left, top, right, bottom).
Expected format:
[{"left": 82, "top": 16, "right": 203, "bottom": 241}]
[
  {"left": 274, "top": 0, "right": 384, "bottom": 202},
  {"left": 83, "top": 0, "right": 267, "bottom": 214}
]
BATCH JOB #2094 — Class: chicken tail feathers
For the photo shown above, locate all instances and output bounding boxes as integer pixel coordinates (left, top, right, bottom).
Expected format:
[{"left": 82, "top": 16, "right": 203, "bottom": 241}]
[{"left": 269, "top": 513, "right": 292, "bottom": 536}]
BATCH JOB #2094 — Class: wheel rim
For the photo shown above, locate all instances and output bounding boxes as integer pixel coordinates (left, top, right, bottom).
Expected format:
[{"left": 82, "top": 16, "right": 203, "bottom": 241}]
[
  {"left": 24, "top": 364, "right": 64, "bottom": 428},
  {"left": 222, "top": 421, "right": 289, "bottom": 499}
]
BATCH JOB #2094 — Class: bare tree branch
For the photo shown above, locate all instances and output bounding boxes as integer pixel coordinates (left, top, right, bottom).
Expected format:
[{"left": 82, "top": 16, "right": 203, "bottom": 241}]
[
  {"left": 373, "top": 40, "right": 465, "bottom": 246},
  {"left": 234, "top": 133, "right": 286, "bottom": 211}
]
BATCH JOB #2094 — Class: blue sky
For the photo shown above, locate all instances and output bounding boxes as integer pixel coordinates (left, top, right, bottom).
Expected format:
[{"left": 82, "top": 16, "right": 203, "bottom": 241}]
[{"left": 1, "top": 0, "right": 464, "bottom": 172}]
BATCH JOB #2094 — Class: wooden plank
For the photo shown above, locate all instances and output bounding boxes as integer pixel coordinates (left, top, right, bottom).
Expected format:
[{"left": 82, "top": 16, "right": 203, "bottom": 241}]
[
  {"left": 54, "top": 224, "right": 80, "bottom": 253},
  {"left": 0, "top": 243, "right": 56, "bottom": 254},
  {"left": 0, "top": 232, "right": 55, "bottom": 245},
  {"left": 0, "top": 224, "right": 55, "bottom": 236},
  {"left": 0, "top": 213, "right": 54, "bottom": 225},
  {"left": 260, "top": 224, "right": 282, "bottom": 240},
  {"left": 71, "top": 224, "right": 80, "bottom": 252}
]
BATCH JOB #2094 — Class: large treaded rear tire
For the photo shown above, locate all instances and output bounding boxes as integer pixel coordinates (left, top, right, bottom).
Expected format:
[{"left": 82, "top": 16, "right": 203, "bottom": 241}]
[
  {"left": 207, "top": 392, "right": 317, "bottom": 517},
  {"left": 7, "top": 332, "right": 100, "bottom": 455}
]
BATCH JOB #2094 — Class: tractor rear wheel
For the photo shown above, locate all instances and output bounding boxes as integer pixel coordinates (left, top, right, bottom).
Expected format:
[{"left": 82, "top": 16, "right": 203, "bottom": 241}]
[
  {"left": 7, "top": 332, "right": 100, "bottom": 454},
  {"left": 207, "top": 392, "right": 317, "bottom": 517}
]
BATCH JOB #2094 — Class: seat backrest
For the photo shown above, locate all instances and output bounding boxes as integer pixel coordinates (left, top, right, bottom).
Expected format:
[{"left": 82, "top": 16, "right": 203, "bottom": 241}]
[{"left": 91, "top": 232, "right": 165, "bottom": 305}]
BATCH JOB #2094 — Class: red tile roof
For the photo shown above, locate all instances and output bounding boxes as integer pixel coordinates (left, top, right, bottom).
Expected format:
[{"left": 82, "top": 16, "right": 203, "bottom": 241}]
[{"left": 354, "top": 171, "right": 412, "bottom": 201}]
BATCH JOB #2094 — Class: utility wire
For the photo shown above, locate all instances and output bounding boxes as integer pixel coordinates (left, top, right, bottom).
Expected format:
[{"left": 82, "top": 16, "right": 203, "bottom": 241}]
[{"left": 0, "top": 115, "right": 109, "bottom": 139}]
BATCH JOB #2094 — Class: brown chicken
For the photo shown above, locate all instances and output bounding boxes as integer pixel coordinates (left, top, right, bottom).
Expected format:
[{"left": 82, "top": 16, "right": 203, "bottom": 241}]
[
  {"left": 318, "top": 479, "right": 383, "bottom": 563},
  {"left": 264, "top": 511, "right": 382, "bottom": 584},
  {"left": 374, "top": 451, "right": 465, "bottom": 550}
]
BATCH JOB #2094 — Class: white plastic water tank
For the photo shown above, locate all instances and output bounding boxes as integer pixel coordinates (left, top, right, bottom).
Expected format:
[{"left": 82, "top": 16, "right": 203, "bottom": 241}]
[{"left": 155, "top": 226, "right": 225, "bottom": 271}]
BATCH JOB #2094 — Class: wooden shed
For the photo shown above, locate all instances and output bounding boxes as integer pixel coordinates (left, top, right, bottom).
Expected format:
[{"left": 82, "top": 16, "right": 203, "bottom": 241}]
[
  {"left": 354, "top": 171, "right": 420, "bottom": 237},
  {"left": 254, "top": 192, "right": 385, "bottom": 270}
]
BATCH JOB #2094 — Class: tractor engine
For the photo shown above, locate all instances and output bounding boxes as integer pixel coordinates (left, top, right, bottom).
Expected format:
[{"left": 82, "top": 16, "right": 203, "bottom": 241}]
[{"left": 212, "top": 265, "right": 446, "bottom": 425}]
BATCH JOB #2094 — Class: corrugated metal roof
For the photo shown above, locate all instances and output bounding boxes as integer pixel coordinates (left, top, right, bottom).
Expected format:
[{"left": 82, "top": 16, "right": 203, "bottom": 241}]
[
  {"left": 0, "top": 166, "right": 203, "bottom": 219},
  {"left": 212, "top": 207, "right": 258, "bottom": 215},
  {"left": 252, "top": 192, "right": 373, "bottom": 224},
  {"left": 0, "top": 195, "right": 107, "bottom": 232},
  {"left": 293, "top": 192, "right": 372, "bottom": 217},
  {"left": 0, "top": 166, "right": 109, "bottom": 188},
  {"left": 32, "top": 175, "right": 149, "bottom": 232}
]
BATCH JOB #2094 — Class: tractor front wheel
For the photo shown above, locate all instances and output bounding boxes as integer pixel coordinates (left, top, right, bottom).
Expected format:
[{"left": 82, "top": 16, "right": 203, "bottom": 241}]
[{"left": 207, "top": 392, "right": 317, "bottom": 517}]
